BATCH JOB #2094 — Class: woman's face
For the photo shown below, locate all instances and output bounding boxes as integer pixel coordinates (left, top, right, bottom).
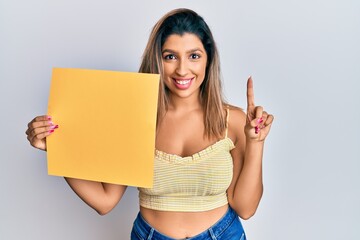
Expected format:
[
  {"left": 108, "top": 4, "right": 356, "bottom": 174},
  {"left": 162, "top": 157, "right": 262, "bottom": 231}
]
[{"left": 161, "top": 33, "right": 207, "bottom": 100}]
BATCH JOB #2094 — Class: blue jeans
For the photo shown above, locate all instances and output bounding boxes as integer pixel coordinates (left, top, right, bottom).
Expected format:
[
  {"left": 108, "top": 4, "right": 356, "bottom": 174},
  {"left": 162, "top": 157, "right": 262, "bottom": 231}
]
[{"left": 131, "top": 206, "right": 246, "bottom": 240}]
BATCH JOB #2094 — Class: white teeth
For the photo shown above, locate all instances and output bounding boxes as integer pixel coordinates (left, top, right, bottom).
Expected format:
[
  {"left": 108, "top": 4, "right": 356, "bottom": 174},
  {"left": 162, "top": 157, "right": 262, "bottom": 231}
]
[{"left": 175, "top": 79, "right": 191, "bottom": 85}]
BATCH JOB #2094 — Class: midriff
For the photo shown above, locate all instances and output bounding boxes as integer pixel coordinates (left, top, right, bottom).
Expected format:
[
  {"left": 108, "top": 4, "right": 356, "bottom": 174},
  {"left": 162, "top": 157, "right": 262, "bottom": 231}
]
[{"left": 140, "top": 204, "right": 229, "bottom": 239}]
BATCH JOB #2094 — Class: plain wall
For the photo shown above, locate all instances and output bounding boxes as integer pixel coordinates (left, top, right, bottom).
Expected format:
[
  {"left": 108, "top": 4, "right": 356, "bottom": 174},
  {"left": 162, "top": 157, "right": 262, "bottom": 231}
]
[{"left": 1, "top": 0, "right": 359, "bottom": 239}]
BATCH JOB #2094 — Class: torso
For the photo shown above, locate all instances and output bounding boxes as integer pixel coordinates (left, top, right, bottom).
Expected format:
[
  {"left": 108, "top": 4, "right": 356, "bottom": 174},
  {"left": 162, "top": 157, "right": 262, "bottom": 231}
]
[
  {"left": 140, "top": 106, "right": 234, "bottom": 239},
  {"left": 140, "top": 205, "right": 229, "bottom": 238}
]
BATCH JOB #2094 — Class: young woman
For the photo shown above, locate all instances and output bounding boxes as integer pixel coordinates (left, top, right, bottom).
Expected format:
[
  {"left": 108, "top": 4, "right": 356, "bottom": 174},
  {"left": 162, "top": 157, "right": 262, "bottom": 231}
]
[{"left": 26, "top": 8, "right": 273, "bottom": 240}]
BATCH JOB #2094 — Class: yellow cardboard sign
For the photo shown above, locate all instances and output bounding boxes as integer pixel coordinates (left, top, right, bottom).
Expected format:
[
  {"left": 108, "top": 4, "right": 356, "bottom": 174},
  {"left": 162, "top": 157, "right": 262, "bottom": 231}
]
[{"left": 47, "top": 68, "right": 159, "bottom": 187}]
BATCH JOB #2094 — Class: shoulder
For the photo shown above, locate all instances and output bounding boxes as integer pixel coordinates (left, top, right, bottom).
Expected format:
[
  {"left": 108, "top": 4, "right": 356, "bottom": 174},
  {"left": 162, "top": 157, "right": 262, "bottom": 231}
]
[
  {"left": 225, "top": 104, "right": 246, "bottom": 145},
  {"left": 226, "top": 104, "right": 246, "bottom": 126}
]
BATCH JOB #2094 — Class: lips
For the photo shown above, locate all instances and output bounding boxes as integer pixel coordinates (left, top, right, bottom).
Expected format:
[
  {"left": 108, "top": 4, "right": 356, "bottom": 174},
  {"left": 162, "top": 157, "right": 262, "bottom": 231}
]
[{"left": 172, "top": 77, "right": 194, "bottom": 90}]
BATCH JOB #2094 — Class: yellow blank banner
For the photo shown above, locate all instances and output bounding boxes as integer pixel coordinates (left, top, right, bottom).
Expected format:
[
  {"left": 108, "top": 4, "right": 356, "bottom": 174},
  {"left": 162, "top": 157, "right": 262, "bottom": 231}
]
[{"left": 47, "top": 68, "right": 159, "bottom": 187}]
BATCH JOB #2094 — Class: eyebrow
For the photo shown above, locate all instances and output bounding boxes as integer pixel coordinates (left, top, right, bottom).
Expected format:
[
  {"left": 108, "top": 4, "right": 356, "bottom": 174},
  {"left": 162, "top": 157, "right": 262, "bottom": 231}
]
[{"left": 162, "top": 48, "right": 205, "bottom": 54}]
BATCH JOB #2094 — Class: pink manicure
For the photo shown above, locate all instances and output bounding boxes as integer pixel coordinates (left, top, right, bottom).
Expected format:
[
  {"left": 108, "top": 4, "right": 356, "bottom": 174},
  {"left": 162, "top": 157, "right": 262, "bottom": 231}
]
[
  {"left": 50, "top": 125, "right": 58, "bottom": 129},
  {"left": 49, "top": 129, "right": 54, "bottom": 133},
  {"left": 255, "top": 126, "right": 260, "bottom": 134},
  {"left": 257, "top": 118, "right": 263, "bottom": 124},
  {"left": 47, "top": 116, "right": 52, "bottom": 120}
]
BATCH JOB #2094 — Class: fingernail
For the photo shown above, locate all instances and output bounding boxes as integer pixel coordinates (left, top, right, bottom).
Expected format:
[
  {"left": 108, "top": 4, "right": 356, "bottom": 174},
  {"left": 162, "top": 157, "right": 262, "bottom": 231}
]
[
  {"left": 49, "top": 121, "right": 54, "bottom": 125},
  {"left": 50, "top": 124, "right": 58, "bottom": 129},
  {"left": 257, "top": 118, "right": 263, "bottom": 124},
  {"left": 47, "top": 116, "right": 52, "bottom": 120},
  {"left": 49, "top": 129, "right": 54, "bottom": 133},
  {"left": 255, "top": 126, "right": 260, "bottom": 134}
]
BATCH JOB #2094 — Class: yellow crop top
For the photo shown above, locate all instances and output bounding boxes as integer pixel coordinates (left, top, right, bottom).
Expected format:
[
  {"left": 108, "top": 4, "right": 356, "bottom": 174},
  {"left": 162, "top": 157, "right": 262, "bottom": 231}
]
[{"left": 138, "top": 109, "right": 235, "bottom": 212}]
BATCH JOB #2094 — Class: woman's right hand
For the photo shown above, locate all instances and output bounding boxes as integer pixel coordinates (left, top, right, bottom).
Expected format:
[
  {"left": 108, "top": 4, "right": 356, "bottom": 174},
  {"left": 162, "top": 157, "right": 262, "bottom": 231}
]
[
  {"left": 26, "top": 115, "right": 58, "bottom": 151},
  {"left": 26, "top": 116, "right": 125, "bottom": 215}
]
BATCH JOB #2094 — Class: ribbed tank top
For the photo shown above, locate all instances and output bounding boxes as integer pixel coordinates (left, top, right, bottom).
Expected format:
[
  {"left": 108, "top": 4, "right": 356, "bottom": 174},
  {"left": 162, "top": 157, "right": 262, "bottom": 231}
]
[{"left": 138, "top": 109, "right": 235, "bottom": 212}]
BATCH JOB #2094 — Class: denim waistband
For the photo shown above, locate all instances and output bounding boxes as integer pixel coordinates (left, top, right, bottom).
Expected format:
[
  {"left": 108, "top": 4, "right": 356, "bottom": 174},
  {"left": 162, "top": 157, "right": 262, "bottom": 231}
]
[{"left": 133, "top": 206, "right": 240, "bottom": 240}]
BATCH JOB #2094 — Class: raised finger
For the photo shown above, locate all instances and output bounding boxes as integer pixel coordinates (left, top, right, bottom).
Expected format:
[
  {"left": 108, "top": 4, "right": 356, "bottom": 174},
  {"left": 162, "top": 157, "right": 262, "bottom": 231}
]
[
  {"left": 246, "top": 76, "right": 255, "bottom": 109},
  {"left": 248, "top": 106, "right": 263, "bottom": 127}
]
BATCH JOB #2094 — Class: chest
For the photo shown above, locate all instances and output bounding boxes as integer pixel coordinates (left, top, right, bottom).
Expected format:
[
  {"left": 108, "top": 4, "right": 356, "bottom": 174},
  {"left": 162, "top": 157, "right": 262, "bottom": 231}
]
[
  {"left": 140, "top": 138, "right": 235, "bottom": 196},
  {"left": 156, "top": 111, "right": 220, "bottom": 157}
]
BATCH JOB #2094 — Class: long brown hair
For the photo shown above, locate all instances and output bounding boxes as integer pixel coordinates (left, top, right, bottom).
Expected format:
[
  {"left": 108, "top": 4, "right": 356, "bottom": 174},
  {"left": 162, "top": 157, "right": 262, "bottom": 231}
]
[{"left": 139, "top": 8, "right": 227, "bottom": 139}]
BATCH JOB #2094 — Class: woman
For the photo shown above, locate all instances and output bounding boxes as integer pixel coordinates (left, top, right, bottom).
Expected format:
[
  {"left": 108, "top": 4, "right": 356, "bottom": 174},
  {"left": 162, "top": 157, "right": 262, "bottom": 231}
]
[{"left": 26, "top": 8, "right": 273, "bottom": 240}]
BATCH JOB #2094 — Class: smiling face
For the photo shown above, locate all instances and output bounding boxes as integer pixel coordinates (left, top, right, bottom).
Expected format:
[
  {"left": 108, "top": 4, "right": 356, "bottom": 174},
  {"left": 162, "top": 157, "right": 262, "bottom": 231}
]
[{"left": 161, "top": 33, "right": 207, "bottom": 100}]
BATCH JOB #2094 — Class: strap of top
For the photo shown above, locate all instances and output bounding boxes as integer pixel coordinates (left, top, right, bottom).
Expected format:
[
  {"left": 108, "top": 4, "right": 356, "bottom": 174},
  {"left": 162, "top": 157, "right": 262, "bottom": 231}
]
[{"left": 225, "top": 106, "right": 230, "bottom": 138}]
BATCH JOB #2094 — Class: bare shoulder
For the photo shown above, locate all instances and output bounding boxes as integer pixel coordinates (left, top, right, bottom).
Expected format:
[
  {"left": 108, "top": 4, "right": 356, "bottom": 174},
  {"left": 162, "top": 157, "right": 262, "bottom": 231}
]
[
  {"left": 226, "top": 104, "right": 246, "bottom": 144},
  {"left": 227, "top": 104, "right": 246, "bottom": 126}
]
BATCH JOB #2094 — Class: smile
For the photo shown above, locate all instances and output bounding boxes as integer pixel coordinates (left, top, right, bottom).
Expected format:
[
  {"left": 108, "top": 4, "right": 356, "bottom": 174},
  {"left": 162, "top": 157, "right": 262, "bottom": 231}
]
[
  {"left": 172, "top": 77, "right": 194, "bottom": 89},
  {"left": 175, "top": 79, "right": 191, "bottom": 85}
]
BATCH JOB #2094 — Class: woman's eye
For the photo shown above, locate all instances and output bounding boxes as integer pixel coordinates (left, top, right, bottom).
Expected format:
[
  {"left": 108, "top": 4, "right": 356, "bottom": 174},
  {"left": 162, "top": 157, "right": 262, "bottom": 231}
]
[
  {"left": 164, "top": 54, "right": 176, "bottom": 60},
  {"left": 190, "top": 54, "right": 200, "bottom": 59}
]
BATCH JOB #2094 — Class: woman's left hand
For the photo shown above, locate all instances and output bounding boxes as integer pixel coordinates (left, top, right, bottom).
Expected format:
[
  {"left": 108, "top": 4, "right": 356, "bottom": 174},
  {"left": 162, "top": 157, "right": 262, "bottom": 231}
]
[{"left": 244, "top": 76, "right": 274, "bottom": 142}]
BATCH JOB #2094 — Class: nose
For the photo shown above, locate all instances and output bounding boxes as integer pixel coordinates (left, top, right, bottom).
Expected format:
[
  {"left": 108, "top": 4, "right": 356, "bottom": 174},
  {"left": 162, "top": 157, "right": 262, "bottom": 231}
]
[{"left": 175, "top": 59, "right": 188, "bottom": 76}]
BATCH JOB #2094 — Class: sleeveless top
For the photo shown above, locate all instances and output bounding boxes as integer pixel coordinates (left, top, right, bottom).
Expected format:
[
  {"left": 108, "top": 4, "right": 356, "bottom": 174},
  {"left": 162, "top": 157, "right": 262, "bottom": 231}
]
[{"left": 138, "top": 108, "right": 235, "bottom": 212}]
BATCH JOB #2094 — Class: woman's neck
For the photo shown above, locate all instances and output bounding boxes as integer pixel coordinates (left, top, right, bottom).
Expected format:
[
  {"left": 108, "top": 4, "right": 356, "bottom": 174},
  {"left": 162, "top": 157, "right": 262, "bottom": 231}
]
[{"left": 167, "top": 92, "right": 202, "bottom": 112}]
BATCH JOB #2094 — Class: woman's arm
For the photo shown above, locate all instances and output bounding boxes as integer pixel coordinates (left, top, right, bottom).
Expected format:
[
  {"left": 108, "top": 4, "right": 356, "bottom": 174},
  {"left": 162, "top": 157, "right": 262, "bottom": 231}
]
[
  {"left": 227, "top": 78, "right": 274, "bottom": 219},
  {"left": 26, "top": 115, "right": 127, "bottom": 215},
  {"left": 227, "top": 117, "right": 265, "bottom": 219},
  {"left": 65, "top": 178, "right": 127, "bottom": 215}
]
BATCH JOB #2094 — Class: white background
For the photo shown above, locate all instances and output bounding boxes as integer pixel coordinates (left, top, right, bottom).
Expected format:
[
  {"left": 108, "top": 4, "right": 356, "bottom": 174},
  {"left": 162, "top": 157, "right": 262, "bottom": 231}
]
[{"left": 1, "top": 0, "right": 359, "bottom": 239}]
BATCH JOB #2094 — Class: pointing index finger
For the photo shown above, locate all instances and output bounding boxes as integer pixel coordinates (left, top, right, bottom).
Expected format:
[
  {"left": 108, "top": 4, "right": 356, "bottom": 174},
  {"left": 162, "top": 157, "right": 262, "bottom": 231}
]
[{"left": 247, "top": 76, "right": 255, "bottom": 108}]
